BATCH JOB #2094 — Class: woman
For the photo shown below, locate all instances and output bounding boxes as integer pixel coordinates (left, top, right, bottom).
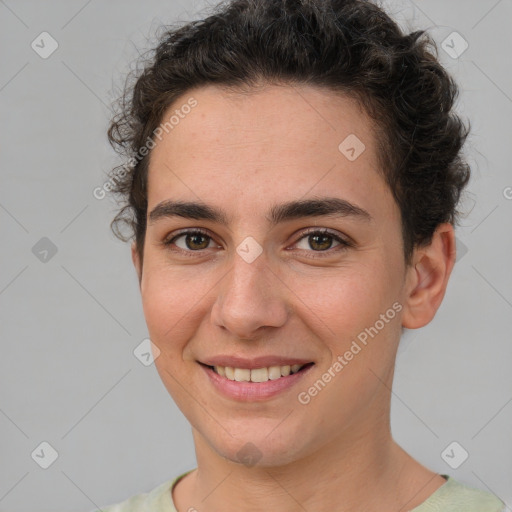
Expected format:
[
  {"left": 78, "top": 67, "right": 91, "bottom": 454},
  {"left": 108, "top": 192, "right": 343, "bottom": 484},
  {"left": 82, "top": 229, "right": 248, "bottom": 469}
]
[{"left": 97, "top": 0, "right": 505, "bottom": 510}]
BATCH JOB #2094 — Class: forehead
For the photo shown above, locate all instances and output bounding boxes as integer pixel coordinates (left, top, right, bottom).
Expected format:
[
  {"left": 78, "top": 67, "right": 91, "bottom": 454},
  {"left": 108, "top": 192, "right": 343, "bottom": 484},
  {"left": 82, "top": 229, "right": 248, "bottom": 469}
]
[{"left": 146, "top": 84, "right": 396, "bottom": 224}]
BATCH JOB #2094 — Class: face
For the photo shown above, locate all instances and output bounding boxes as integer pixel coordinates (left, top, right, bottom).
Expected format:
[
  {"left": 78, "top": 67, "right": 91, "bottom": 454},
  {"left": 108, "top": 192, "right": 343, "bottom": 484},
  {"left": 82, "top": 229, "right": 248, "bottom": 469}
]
[{"left": 133, "top": 84, "right": 418, "bottom": 467}]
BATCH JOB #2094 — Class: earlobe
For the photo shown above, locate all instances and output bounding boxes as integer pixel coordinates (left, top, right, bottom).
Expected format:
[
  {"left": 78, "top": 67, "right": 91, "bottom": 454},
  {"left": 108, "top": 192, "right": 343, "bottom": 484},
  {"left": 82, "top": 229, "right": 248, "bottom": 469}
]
[{"left": 401, "top": 223, "right": 456, "bottom": 329}]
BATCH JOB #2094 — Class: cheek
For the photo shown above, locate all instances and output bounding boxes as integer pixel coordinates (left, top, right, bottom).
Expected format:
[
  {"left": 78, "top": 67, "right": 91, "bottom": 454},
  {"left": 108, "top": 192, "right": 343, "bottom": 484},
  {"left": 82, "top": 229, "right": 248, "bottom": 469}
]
[
  {"left": 299, "top": 261, "right": 402, "bottom": 386},
  {"left": 295, "top": 270, "right": 401, "bottom": 421},
  {"left": 140, "top": 264, "right": 210, "bottom": 350},
  {"left": 295, "top": 262, "right": 395, "bottom": 333},
  {"left": 140, "top": 267, "right": 209, "bottom": 409}
]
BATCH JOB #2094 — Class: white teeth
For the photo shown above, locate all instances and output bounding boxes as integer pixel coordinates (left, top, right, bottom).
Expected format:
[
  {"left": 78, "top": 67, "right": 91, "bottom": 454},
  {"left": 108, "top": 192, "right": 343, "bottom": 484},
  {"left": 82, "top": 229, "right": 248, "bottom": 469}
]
[
  {"left": 234, "top": 368, "right": 251, "bottom": 382},
  {"left": 250, "top": 367, "right": 268, "bottom": 382},
  {"left": 268, "top": 366, "right": 282, "bottom": 380},
  {"left": 212, "top": 363, "right": 307, "bottom": 382}
]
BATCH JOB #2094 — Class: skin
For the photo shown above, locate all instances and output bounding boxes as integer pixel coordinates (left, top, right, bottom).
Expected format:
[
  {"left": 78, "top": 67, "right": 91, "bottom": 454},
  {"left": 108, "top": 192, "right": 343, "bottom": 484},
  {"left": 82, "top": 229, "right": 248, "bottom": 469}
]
[{"left": 131, "top": 83, "right": 456, "bottom": 512}]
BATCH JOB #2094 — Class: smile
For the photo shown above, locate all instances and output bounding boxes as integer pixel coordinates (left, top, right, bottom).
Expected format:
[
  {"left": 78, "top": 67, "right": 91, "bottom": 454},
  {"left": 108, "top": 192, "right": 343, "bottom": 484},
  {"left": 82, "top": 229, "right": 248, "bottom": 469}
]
[
  {"left": 199, "top": 361, "right": 315, "bottom": 401},
  {"left": 210, "top": 363, "right": 312, "bottom": 383}
]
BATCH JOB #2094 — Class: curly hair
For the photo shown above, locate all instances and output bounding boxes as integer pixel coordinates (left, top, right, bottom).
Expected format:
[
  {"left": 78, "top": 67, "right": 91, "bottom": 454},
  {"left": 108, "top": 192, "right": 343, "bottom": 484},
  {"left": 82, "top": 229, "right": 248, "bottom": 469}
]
[{"left": 107, "top": 0, "right": 470, "bottom": 268}]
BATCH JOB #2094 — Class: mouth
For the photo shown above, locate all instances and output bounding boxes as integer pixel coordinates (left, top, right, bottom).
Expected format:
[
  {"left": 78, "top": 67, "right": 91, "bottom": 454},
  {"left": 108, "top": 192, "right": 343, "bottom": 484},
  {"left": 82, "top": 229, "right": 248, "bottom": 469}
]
[
  {"left": 200, "top": 362, "right": 315, "bottom": 383},
  {"left": 197, "top": 357, "right": 315, "bottom": 403}
]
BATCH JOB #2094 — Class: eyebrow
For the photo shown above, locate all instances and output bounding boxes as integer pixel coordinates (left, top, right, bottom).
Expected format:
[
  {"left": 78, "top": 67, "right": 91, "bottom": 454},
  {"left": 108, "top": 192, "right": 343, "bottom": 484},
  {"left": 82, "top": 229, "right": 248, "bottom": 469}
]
[{"left": 148, "top": 197, "right": 373, "bottom": 226}]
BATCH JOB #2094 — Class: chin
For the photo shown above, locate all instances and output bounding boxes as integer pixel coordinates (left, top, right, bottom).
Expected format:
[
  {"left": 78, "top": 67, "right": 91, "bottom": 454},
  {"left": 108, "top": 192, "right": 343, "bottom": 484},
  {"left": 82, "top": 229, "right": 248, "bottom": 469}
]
[{"left": 200, "top": 423, "right": 311, "bottom": 469}]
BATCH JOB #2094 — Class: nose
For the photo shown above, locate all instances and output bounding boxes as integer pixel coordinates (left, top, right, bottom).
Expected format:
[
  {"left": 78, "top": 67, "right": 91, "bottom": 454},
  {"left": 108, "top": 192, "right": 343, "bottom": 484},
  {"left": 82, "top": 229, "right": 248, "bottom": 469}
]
[{"left": 210, "top": 249, "right": 289, "bottom": 340}]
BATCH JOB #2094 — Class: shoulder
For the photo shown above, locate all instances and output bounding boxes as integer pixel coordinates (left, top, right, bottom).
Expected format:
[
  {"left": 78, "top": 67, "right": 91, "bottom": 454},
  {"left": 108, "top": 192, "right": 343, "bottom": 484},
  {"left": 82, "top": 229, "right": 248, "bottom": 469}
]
[
  {"left": 412, "top": 476, "right": 505, "bottom": 512},
  {"left": 88, "top": 472, "right": 191, "bottom": 512}
]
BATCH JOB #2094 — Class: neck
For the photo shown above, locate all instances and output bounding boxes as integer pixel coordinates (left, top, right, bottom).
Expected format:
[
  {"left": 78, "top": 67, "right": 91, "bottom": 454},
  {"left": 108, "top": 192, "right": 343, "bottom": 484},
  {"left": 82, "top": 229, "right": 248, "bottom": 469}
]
[{"left": 173, "top": 414, "right": 444, "bottom": 512}]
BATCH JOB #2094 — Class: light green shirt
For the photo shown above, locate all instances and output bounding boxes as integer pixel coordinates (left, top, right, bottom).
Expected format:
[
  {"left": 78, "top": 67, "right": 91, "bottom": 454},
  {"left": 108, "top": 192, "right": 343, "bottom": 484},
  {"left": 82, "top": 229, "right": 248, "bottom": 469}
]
[{"left": 93, "top": 471, "right": 505, "bottom": 512}]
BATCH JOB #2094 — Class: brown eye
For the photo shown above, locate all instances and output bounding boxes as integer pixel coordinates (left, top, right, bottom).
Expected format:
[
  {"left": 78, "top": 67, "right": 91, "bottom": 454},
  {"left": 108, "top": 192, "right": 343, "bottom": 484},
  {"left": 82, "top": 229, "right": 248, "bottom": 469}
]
[
  {"left": 307, "top": 233, "right": 335, "bottom": 251},
  {"left": 164, "top": 229, "right": 215, "bottom": 251},
  {"left": 182, "top": 232, "right": 211, "bottom": 250},
  {"left": 294, "top": 229, "right": 352, "bottom": 256}
]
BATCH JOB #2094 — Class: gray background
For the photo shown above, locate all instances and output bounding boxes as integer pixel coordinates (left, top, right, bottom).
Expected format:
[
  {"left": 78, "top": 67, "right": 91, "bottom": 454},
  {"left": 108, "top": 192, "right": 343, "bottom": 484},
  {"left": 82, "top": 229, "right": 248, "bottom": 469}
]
[{"left": 1, "top": 0, "right": 511, "bottom": 511}]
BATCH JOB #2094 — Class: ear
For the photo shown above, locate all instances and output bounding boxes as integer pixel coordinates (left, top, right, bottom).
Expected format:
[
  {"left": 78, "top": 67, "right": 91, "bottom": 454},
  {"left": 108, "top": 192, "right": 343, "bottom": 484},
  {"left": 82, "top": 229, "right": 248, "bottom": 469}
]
[
  {"left": 131, "top": 241, "right": 142, "bottom": 286},
  {"left": 401, "top": 223, "right": 457, "bottom": 329}
]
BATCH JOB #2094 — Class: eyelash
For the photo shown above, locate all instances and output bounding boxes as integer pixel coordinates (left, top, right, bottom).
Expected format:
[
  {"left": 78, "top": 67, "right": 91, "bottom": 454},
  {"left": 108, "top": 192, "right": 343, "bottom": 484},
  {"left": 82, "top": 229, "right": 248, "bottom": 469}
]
[{"left": 161, "top": 227, "right": 353, "bottom": 259}]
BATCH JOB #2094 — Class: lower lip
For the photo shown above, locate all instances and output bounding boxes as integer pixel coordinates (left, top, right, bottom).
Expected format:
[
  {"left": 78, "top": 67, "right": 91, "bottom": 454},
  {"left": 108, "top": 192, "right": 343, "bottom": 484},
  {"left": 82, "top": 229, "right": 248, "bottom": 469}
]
[{"left": 200, "top": 363, "right": 314, "bottom": 401}]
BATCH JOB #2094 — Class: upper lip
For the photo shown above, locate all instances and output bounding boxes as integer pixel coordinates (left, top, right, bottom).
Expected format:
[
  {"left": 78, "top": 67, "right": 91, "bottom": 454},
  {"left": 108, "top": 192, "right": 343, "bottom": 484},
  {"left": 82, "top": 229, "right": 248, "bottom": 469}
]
[{"left": 199, "top": 355, "right": 314, "bottom": 369}]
